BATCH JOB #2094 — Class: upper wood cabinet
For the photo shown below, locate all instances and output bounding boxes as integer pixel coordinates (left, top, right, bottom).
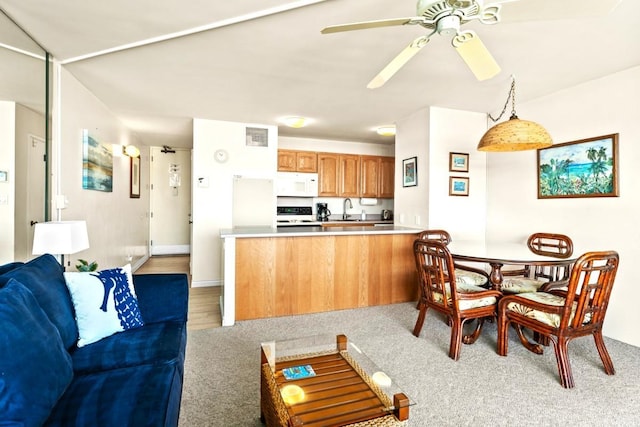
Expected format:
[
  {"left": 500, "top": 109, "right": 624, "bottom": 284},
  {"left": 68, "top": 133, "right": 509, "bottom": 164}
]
[
  {"left": 360, "top": 155, "right": 395, "bottom": 198},
  {"left": 318, "top": 153, "right": 339, "bottom": 196},
  {"left": 378, "top": 156, "right": 395, "bottom": 198},
  {"left": 339, "top": 154, "right": 360, "bottom": 197},
  {"left": 293, "top": 150, "right": 394, "bottom": 198},
  {"left": 277, "top": 149, "right": 317, "bottom": 172}
]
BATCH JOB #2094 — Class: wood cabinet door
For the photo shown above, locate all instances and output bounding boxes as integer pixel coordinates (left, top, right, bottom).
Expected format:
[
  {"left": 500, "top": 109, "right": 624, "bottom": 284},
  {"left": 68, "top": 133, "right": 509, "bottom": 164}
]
[
  {"left": 296, "top": 151, "right": 317, "bottom": 173},
  {"left": 277, "top": 150, "right": 296, "bottom": 171},
  {"left": 339, "top": 154, "right": 360, "bottom": 197},
  {"left": 378, "top": 156, "right": 395, "bottom": 198},
  {"left": 318, "top": 153, "right": 339, "bottom": 196},
  {"left": 360, "top": 156, "right": 379, "bottom": 198}
]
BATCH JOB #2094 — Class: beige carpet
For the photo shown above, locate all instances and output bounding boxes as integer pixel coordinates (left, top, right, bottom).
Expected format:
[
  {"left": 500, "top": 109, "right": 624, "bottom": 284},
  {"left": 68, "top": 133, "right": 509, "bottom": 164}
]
[{"left": 179, "top": 302, "right": 640, "bottom": 426}]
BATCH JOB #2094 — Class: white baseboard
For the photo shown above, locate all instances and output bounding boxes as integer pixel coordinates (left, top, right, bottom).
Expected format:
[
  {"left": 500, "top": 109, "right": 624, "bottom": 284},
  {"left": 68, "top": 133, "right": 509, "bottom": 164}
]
[
  {"left": 151, "top": 245, "right": 190, "bottom": 256},
  {"left": 191, "top": 280, "right": 221, "bottom": 288}
]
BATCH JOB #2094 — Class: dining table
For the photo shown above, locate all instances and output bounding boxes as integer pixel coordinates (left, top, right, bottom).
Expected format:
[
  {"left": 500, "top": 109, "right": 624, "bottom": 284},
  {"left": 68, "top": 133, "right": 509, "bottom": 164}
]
[{"left": 447, "top": 240, "right": 579, "bottom": 291}]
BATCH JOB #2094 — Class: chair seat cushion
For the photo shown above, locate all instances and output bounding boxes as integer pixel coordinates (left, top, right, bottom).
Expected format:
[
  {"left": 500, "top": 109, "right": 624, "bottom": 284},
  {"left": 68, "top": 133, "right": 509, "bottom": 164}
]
[
  {"left": 433, "top": 282, "right": 497, "bottom": 310},
  {"left": 454, "top": 268, "right": 488, "bottom": 287},
  {"left": 501, "top": 277, "right": 545, "bottom": 294},
  {"left": 505, "top": 292, "right": 588, "bottom": 327}
]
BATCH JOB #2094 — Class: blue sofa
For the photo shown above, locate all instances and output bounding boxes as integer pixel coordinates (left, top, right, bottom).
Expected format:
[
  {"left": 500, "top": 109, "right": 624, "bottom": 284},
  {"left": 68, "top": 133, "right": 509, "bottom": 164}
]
[{"left": 0, "top": 254, "right": 189, "bottom": 427}]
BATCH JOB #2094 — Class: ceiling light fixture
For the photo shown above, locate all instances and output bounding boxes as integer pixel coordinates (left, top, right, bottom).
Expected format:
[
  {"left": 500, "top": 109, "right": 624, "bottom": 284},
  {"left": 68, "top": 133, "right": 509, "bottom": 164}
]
[
  {"left": 376, "top": 126, "right": 396, "bottom": 137},
  {"left": 477, "top": 75, "right": 553, "bottom": 152},
  {"left": 282, "top": 116, "right": 309, "bottom": 128},
  {"left": 123, "top": 145, "right": 140, "bottom": 157}
]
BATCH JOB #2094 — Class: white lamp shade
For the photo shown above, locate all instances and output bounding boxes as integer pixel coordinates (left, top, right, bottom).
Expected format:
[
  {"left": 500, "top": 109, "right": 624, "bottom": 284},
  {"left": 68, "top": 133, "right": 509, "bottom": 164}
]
[{"left": 32, "top": 221, "right": 90, "bottom": 255}]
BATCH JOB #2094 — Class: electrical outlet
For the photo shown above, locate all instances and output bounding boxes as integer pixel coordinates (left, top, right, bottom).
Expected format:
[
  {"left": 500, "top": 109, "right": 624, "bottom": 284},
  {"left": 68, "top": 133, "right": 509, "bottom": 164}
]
[
  {"left": 399, "top": 214, "right": 405, "bottom": 224},
  {"left": 415, "top": 215, "right": 421, "bottom": 225}
]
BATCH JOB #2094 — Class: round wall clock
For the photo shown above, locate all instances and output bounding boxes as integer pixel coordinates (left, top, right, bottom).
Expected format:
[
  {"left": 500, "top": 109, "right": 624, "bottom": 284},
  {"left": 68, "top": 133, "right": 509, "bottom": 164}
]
[{"left": 214, "top": 149, "right": 228, "bottom": 163}]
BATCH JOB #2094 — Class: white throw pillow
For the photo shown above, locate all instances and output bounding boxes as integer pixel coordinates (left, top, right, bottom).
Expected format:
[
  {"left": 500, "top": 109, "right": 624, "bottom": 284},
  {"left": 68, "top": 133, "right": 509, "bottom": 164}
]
[{"left": 64, "top": 264, "right": 144, "bottom": 347}]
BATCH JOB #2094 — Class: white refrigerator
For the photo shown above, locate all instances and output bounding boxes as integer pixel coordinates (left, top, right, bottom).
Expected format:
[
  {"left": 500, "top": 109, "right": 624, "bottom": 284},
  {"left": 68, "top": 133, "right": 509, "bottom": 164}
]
[{"left": 232, "top": 175, "right": 276, "bottom": 228}]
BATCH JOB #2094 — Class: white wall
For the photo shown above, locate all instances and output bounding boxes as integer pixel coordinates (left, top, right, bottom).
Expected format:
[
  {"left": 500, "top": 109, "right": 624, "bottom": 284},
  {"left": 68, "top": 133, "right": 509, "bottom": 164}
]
[
  {"left": 394, "top": 107, "right": 430, "bottom": 229},
  {"left": 279, "top": 135, "right": 394, "bottom": 156},
  {"left": 54, "top": 67, "right": 149, "bottom": 270},
  {"left": 428, "top": 107, "right": 487, "bottom": 241},
  {"left": 0, "top": 101, "right": 16, "bottom": 263},
  {"left": 486, "top": 66, "right": 640, "bottom": 346},
  {"left": 393, "top": 106, "right": 487, "bottom": 238},
  {"left": 191, "top": 118, "right": 277, "bottom": 286}
]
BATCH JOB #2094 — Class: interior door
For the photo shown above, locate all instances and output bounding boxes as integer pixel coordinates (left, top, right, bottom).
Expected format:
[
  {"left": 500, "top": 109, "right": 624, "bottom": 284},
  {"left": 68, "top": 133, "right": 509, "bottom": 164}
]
[
  {"left": 149, "top": 147, "right": 192, "bottom": 256},
  {"left": 22, "top": 134, "right": 46, "bottom": 260}
]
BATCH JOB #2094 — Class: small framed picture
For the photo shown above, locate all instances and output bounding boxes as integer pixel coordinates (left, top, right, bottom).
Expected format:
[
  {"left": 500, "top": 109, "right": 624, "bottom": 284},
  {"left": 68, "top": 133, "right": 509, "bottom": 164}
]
[
  {"left": 449, "top": 152, "right": 469, "bottom": 172},
  {"left": 449, "top": 176, "right": 469, "bottom": 196},
  {"left": 402, "top": 157, "right": 417, "bottom": 187},
  {"left": 130, "top": 157, "right": 140, "bottom": 198}
]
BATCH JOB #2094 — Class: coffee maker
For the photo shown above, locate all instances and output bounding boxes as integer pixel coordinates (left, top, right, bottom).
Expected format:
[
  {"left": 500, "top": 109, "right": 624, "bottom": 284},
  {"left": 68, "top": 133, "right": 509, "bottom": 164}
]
[{"left": 316, "top": 203, "right": 331, "bottom": 221}]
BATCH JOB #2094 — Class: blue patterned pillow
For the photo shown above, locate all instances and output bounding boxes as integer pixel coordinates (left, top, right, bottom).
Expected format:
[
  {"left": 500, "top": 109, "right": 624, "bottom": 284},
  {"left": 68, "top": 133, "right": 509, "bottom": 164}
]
[{"left": 63, "top": 264, "right": 144, "bottom": 347}]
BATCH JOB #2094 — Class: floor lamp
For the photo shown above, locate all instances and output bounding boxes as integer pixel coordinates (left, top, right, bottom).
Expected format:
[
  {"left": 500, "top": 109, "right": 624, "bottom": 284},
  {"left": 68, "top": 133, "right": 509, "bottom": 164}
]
[{"left": 32, "top": 221, "right": 90, "bottom": 270}]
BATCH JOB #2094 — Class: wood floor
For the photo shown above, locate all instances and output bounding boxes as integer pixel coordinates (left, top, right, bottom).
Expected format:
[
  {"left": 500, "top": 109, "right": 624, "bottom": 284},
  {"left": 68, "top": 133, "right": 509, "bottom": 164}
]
[{"left": 136, "top": 255, "right": 221, "bottom": 330}]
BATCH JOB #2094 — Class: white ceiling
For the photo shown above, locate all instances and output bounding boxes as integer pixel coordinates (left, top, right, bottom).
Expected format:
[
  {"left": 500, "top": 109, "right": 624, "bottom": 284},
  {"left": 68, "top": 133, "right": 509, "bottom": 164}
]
[{"left": 1, "top": 0, "right": 639, "bottom": 148}]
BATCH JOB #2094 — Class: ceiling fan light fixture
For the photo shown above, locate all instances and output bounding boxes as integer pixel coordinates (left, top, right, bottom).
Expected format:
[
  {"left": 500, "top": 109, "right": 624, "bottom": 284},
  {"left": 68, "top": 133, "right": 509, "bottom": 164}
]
[
  {"left": 376, "top": 125, "right": 396, "bottom": 136},
  {"left": 478, "top": 75, "right": 552, "bottom": 152},
  {"left": 282, "top": 116, "right": 309, "bottom": 128}
]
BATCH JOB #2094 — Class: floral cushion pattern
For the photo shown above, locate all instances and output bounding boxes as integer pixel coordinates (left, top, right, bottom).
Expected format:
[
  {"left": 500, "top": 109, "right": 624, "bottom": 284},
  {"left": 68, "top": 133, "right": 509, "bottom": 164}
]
[
  {"left": 454, "top": 268, "right": 488, "bottom": 287},
  {"left": 501, "top": 277, "right": 546, "bottom": 293},
  {"left": 431, "top": 282, "right": 497, "bottom": 310},
  {"left": 505, "top": 292, "right": 590, "bottom": 327}
]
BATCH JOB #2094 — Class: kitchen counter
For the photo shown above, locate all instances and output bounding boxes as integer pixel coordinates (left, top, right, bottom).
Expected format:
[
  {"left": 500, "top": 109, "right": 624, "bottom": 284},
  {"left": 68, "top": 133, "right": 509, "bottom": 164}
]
[
  {"left": 219, "top": 226, "right": 420, "bottom": 326},
  {"left": 220, "top": 224, "right": 413, "bottom": 238}
]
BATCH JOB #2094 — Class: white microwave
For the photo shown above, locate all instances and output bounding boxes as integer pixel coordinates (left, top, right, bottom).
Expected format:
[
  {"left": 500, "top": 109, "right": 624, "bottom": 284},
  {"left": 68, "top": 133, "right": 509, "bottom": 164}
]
[{"left": 276, "top": 172, "right": 319, "bottom": 197}]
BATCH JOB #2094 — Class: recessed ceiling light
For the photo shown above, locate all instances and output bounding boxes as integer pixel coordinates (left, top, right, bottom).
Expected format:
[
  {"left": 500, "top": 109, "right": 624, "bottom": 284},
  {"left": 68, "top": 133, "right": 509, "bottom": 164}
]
[
  {"left": 282, "top": 116, "right": 309, "bottom": 128},
  {"left": 376, "top": 125, "right": 396, "bottom": 136}
]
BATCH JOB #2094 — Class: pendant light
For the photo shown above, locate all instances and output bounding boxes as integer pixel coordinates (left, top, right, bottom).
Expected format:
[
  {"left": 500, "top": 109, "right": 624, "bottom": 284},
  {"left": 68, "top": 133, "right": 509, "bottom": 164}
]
[{"left": 477, "top": 76, "right": 553, "bottom": 152}]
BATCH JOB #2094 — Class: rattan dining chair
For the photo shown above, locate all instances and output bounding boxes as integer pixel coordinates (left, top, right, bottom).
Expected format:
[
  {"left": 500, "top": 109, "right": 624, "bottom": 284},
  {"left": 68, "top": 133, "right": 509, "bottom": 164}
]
[
  {"left": 413, "top": 239, "right": 501, "bottom": 360},
  {"left": 497, "top": 250, "right": 619, "bottom": 388},
  {"left": 501, "top": 232, "right": 574, "bottom": 294},
  {"left": 417, "top": 230, "right": 490, "bottom": 288}
]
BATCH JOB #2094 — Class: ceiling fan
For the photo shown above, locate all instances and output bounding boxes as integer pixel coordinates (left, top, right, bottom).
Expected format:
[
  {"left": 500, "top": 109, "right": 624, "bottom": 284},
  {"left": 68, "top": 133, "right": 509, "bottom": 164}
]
[{"left": 321, "top": 0, "right": 509, "bottom": 88}]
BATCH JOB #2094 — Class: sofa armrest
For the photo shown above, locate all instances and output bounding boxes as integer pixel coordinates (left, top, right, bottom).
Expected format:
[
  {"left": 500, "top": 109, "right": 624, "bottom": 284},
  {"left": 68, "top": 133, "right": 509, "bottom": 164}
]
[{"left": 133, "top": 273, "right": 189, "bottom": 324}]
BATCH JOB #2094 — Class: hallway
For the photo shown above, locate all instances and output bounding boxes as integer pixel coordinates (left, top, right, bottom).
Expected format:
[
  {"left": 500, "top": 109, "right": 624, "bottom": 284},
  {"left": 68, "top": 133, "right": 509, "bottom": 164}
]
[{"left": 136, "top": 255, "right": 220, "bottom": 330}]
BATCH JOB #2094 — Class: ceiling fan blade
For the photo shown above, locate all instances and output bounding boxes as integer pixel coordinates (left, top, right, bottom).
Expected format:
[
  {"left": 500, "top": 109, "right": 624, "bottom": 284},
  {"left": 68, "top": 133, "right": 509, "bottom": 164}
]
[
  {"left": 452, "top": 30, "right": 500, "bottom": 81},
  {"left": 321, "top": 17, "right": 416, "bottom": 34},
  {"left": 367, "top": 35, "right": 430, "bottom": 89}
]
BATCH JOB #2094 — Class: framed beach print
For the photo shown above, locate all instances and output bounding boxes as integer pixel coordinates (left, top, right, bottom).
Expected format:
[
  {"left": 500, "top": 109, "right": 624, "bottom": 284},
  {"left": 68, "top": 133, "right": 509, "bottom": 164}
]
[
  {"left": 130, "top": 156, "right": 140, "bottom": 198},
  {"left": 537, "top": 133, "right": 619, "bottom": 199},
  {"left": 449, "top": 152, "right": 469, "bottom": 172},
  {"left": 82, "top": 129, "right": 113, "bottom": 192},
  {"left": 449, "top": 176, "right": 469, "bottom": 196},
  {"left": 402, "top": 157, "right": 417, "bottom": 187}
]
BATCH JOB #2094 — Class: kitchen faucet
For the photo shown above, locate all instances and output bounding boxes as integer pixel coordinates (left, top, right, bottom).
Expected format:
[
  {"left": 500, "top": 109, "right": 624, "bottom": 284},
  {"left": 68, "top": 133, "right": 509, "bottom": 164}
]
[{"left": 342, "top": 198, "right": 353, "bottom": 220}]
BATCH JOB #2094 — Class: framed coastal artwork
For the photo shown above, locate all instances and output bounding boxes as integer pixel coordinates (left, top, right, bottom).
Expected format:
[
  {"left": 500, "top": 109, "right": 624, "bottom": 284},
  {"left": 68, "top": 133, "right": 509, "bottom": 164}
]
[
  {"left": 449, "top": 176, "right": 469, "bottom": 196},
  {"left": 449, "top": 152, "right": 469, "bottom": 172},
  {"left": 537, "top": 133, "right": 619, "bottom": 199},
  {"left": 82, "top": 129, "right": 113, "bottom": 192},
  {"left": 402, "top": 157, "right": 417, "bottom": 187}
]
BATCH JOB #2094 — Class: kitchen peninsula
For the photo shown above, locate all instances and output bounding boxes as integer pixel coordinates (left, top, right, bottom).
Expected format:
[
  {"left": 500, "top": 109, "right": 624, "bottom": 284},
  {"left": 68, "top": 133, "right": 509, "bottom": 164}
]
[{"left": 219, "top": 226, "right": 419, "bottom": 326}]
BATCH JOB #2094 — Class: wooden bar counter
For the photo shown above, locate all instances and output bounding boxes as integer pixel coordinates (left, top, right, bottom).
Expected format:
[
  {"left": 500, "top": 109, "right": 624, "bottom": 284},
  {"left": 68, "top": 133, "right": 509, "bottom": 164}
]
[{"left": 220, "top": 226, "right": 419, "bottom": 326}]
